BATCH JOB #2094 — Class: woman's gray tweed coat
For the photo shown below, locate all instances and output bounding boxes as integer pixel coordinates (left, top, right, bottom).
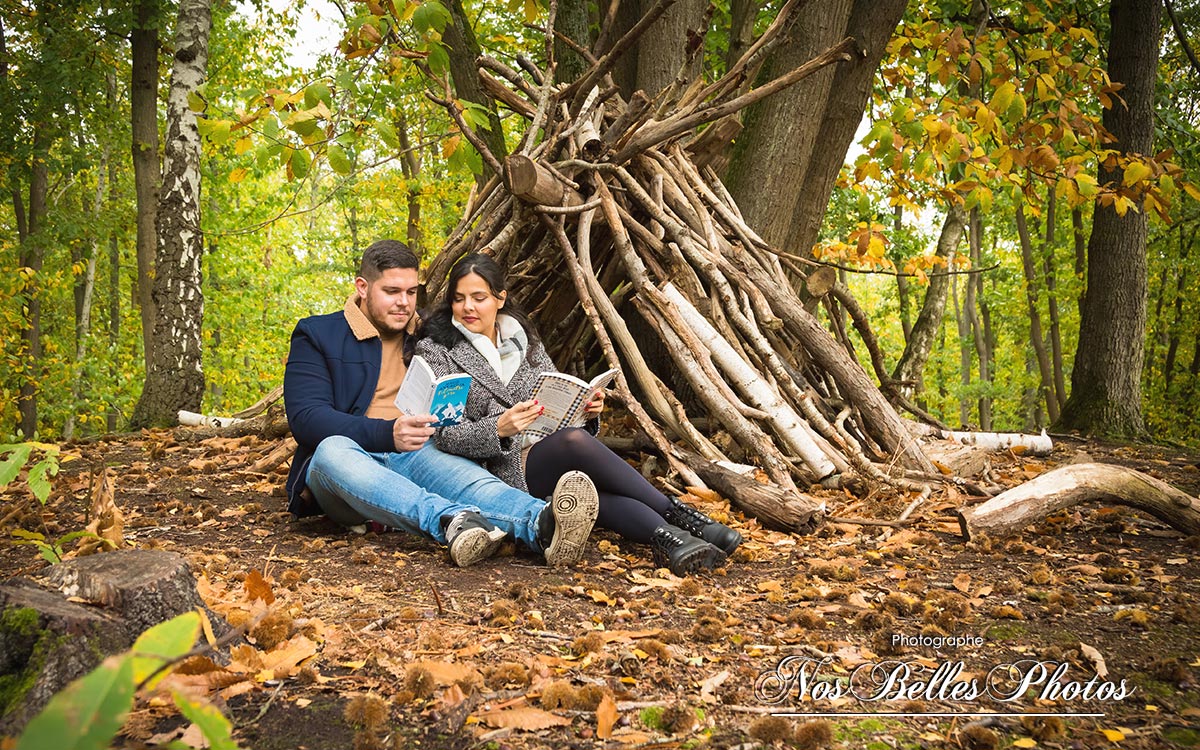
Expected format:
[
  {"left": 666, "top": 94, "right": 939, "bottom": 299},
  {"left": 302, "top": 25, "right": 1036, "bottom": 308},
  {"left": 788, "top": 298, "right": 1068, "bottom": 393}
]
[{"left": 414, "top": 326, "right": 598, "bottom": 493}]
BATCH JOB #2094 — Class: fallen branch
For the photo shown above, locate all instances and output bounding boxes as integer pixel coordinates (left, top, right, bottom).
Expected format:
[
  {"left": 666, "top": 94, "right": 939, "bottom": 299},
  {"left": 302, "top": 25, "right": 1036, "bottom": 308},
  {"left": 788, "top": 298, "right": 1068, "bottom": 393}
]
[{"left": 957, "top": 462, "right": 1200, "bottom": 540}]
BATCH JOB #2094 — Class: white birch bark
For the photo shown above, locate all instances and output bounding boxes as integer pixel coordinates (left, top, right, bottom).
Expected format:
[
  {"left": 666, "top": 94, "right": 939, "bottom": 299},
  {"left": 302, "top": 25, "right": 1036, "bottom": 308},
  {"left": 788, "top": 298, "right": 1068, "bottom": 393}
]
[{"left": 663, "top": 282, "right": 839, "bottom": 479}]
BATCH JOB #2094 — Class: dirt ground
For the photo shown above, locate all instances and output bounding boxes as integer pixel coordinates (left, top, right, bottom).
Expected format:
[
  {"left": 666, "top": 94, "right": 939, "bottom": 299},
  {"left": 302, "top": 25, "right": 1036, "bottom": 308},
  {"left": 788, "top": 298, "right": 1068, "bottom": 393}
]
[{"left": 2, "top": 428, "right": 1199, "bottom": 750}]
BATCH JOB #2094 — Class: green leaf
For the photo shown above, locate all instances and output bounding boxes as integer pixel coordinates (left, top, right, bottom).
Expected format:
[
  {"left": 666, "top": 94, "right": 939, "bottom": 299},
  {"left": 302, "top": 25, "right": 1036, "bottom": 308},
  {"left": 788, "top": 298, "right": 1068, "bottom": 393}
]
[
  {"left": 335, "top": 70, "right": 356, "bottom": 91},
  {"left": 412, "top": 0, "right": 452, "bottom": 34},
  {"left": 448, "top": 139, "right": 482, "bottom": 175},
  {"left": 375, "top": 120, "right": 400, "bottom": 151},
  {"left": 290, "top": 148, "right": 311, "bottom": 180},
  {"left": 173, "top": 692, "right": 239, "bottom": 750},
  {"left": 0, "top": 444, "right": 33, "bottom": 488},
  {"left": 16, "top": 656, "right": 135, "bottom": 750},
  {"left": 427, "top": 41, "right": 450, "bottom": 77},
  {"left": 460, "top": 101, "right": 493, "bottom": 132},
  {"left": 304, "top": 82, "right": 332, "bottom": 110},
  {"left": 131, "top": 612, "right": 201, "bottom": 690},
  {"left": 327, "top": 144, "right": 354, "bottom": 175},
  {"left": 25, "top": 454, "right": 58, "bottom": 504},
  {"left": 187, "top": 90, "right": 207, "bottom": 113}
]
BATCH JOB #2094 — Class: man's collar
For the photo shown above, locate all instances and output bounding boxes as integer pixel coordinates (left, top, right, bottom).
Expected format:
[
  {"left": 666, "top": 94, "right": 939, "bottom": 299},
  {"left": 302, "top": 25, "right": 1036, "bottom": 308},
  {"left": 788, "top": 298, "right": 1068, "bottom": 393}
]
[{"left": 342, "top": 293, "right": 420, "bottom": 342}]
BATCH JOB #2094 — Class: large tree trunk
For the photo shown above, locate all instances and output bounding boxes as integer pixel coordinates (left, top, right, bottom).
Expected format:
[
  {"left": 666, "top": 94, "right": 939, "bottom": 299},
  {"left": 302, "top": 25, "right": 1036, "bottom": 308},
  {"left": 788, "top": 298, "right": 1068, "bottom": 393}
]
[
  {"left": 443, "top": 0, "right": 507, "bottom": 183},
  {"left": 726, "top": 0, "right": 906, "bottom": 254},
  {"left": 131, "top": 0, "right": 160, "bottom": 370},
  {"left": 1058, "top": 0, "right": 1160, "bottom": 437},
  {"left": 892, "top": 204, "right": 967, "bottom": 400},
  {"left": 130, "top": 0, "right": 212, "bottom": 428},
  {"left": 966, "top": 207, "right": 992, "bottom": 430},
  {"left": 609, "top": 0, "right": 709, "bottom": 100}
]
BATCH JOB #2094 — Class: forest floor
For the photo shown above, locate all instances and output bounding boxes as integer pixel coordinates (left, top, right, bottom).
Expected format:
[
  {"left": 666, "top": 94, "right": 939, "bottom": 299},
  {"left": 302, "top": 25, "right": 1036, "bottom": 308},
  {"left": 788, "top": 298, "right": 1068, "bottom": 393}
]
[{"left": 2, "top": 425, "right": 1200, "bottom": 750}]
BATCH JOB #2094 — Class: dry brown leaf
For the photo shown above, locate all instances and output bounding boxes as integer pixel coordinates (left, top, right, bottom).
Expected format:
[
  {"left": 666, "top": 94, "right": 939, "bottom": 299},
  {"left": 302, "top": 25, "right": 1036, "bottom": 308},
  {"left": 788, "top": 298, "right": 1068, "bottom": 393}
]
[
  {"left": 587, "top": 589, "right": 617, "bottom": 605},
  {"left": 953, "top": 573, "right": 972, "bottom": 593},
  {"left": 410, "top": 659, "right": 482, "bottom": 686},
  {"left": 476, "top": 706, "right": 572, "bottom": 730},
  {"left": 243, "top": 570, "right": 276, "bottom": 604},
  {"left": 228, "top": 644, "right": 266, "bottom": 673},
  {"left": 699, "top": 669, "right": 731, "bottom": 704},
  {"left": 259, "top": 634, "right": 318, "bottom": 677},
  {"left": 596, "top": 693, "right": 617, "bottom": 739},
  {"left": 440, "top": 683, "right": 467, "bottom": 710},
  {"left": 683, "top": 487, "right": 722, "bottom": 504},
  {"left": 1079, "top": 642, "right": 1108, "bottom": 678}
]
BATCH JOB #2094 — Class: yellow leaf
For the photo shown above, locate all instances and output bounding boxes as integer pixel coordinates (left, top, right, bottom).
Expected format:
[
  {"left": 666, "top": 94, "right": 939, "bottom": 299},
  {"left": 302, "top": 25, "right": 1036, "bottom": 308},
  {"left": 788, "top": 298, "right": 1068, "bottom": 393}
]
[
  {"left": 1122, "top": 161, "right": 1152, "bottom": 187},
  {"left": 228, "top": 167, "right": 248, "bottom": 183},
  {"left": 235, "top": 137, "right": 254, "bottom": 155},
  {"left": 1012, "top": 738, "right": 1037, "bottom": 748},
  {"left": 1101, "top": 728, "right": 1125, "bottom": 742},
  {"left": 989, "top": 81, "right": 1015, "bottom": 114}
]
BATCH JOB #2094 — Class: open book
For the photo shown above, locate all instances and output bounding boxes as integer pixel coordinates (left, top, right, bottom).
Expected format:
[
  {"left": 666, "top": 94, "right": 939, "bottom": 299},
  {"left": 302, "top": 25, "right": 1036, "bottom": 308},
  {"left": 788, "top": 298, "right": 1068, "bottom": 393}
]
[
  {"left": 522, "top": 368, "right": 619, "bottom": 439},
  {"left": 394, "top": 355, "right": 472, "bottom": 426}
]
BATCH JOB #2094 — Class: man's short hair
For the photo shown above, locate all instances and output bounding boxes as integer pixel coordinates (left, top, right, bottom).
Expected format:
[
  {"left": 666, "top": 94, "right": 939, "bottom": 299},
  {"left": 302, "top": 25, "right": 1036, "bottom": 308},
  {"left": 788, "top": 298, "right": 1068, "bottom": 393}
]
[{"left": 358, "top": 240, "right": 418, "bottom": 281}]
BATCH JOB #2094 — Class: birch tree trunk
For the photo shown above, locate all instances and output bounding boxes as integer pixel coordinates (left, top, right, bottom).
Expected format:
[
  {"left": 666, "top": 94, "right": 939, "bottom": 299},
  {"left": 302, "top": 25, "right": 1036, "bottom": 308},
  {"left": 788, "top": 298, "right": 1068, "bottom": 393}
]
[{"left": 130, "top": 0, "right": 212, "bottom": 428}]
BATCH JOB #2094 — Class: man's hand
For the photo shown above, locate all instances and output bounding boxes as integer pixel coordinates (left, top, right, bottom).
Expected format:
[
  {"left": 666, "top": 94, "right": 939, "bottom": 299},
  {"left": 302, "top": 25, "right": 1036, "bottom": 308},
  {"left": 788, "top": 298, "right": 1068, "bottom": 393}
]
[
  {"left": 497, "top": 399, "right": 542, "bottom": 438},
  {"left": 393, "top": 414, "right": 436, "bottom": 452},
  {"left": 583, "top": 389, "right": 606, "bottom": 415}
]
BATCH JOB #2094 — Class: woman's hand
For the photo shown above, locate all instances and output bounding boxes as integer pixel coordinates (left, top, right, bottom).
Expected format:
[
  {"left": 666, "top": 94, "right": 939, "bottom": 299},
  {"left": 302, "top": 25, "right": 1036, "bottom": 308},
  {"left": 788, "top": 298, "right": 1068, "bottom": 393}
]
[
  {"left": 497, "top": 399, "right": 543, "bottom": 438},
  {"left": 583, "top": 389, "right": 606, "bottom": 415}
]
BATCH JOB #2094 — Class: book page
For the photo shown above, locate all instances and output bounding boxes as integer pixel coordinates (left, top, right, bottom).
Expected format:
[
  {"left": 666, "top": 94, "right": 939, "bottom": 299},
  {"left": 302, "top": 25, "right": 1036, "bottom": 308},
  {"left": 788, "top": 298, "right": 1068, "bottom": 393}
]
[
  {"left": 394, "top": 355, "right": 436, "bottom": 416},
  {"left": 428, "top": 374, "right": 472, "bottom": 426},
  {"left": 522, "top": 373, "right": 590, "bottom": 439}
]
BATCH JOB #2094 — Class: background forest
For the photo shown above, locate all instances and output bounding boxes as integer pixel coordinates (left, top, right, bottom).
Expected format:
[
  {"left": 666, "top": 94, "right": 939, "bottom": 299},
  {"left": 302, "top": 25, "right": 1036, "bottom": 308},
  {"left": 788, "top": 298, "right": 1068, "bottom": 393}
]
[{"left": 2, "top": 0, "right": 1199, "bottom": 444}]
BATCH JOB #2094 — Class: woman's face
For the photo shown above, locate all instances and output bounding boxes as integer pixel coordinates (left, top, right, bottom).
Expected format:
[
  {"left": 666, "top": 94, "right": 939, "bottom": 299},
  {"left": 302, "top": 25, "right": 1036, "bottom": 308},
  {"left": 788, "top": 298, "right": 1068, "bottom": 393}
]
[{"left": 451, "top": 272, "right": 506, "bottom": 343}]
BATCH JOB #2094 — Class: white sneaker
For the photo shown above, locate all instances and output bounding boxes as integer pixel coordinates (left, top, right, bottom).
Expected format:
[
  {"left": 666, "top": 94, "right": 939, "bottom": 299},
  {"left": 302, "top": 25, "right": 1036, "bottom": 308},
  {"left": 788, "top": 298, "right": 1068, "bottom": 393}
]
[
  {"left": 445, "top": 511, "right": 507, "bottom": 567},
  {"left": 542, "top": 471, "right": 599, "bottom": 567}
]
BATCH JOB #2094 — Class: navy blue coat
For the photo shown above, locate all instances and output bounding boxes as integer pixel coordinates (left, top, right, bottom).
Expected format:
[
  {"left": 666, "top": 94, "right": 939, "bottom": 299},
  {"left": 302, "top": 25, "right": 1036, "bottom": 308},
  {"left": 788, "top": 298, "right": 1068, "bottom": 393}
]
[{"left": 282, "top": 311, "right": 410, "bottom": 516}]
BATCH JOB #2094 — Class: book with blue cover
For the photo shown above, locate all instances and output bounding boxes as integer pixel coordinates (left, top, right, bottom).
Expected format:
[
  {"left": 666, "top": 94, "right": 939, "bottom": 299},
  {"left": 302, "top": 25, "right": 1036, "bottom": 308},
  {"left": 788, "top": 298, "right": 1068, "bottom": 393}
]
[{"left": 394, "top": 355, "right": 472, "bottom": 426}]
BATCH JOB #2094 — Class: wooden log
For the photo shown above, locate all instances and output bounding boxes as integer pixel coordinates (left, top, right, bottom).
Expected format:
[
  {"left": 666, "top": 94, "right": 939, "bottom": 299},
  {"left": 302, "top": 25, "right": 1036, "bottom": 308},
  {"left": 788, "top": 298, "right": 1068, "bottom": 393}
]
[
  {"left": 505, "top": 154, "right": 584, "bottom": 207},
  {"left": 685, "top": 115, "right": 742, "bottom": 171},
  {"left": 957, "top": 462, "right": 1200, "bottom": 540},
  {"left": 677, "top": 448, "right": 826, "bottom": 534}
]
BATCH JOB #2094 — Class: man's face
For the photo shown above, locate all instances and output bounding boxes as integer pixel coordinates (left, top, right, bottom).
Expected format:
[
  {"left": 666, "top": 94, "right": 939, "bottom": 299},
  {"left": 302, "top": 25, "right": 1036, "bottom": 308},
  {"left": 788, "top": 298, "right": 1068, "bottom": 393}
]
[{"left": 355, "top": 267, "right": 419, "bottom": 338}]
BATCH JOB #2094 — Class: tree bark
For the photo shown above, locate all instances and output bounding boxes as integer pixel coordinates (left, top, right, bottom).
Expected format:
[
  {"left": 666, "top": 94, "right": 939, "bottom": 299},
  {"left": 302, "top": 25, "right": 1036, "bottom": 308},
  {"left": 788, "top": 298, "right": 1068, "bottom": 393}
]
[
  {"left": 609, "top": 0, "right": 708, "bottom": 100},
  {"left": 1162, "top": 229, "right": 1192, "bottom": 392},
  {"left": 958, "top": 463, "right": 1200, "bottom": 540},
  {"left": 554, "top": 0, "right": 591, "bottom": 84},
  {"left": 1014, "top": 201, "right": 1058, "bottom": 423},
  {"left": 1042, "top": 195, "right": 1067, "bottom": 413},
  {"left": 130, "top": 0, "right": 212, "bottom": 428},
  {"left": 892, "top": 204, "right": 966, "bottom": 399},
  {"left": 726, "top": 0, "right": 906, "bottom": 254},
  {"left": 132, "top": 0, "right": 160, "bottom": 370},
  {"left": 966, "top": 207, "right": 992, "bottom": 429},
  {"left": 725, "top": 0, "right": 761, "bottom": 72},
  {"left": 1057, "top": 0, "right": 1160, "bottom": 437},
  {"left": 443, "top": 0, "right": 507, "bottom": 183}
]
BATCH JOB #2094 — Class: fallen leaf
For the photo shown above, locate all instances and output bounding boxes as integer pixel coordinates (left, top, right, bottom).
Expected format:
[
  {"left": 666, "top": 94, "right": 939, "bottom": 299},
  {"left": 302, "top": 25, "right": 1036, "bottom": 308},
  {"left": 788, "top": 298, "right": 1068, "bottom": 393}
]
[
  {"left": 953, "top": 573, "right": 972, "bottom": 593},
  {"left": 699, "top": 669, "right": 730, "bottom": 704},
  {"left": 1100, "top": 728, "right": 1124, "bottom": 742},
  {"left": 243, "top": 570, "right": 275, "bottom": 604},
  {"left": 410, "top": 660, "right": 483, "bottom": 686},
  {"left": 1011, "top": 739, "right": 1037, "bottom": 748},
  {"left": 1079, "top": 642, "right": 1108, "bottom": 679},
  {"left": 475, "top": 706, "right": 572, "bottom": 730},
  {"left": 259, "top": 634, "right": 318, "bottom": 677},
  {"left": 596, "top": 694, "right": 617, "bottom": 739}
]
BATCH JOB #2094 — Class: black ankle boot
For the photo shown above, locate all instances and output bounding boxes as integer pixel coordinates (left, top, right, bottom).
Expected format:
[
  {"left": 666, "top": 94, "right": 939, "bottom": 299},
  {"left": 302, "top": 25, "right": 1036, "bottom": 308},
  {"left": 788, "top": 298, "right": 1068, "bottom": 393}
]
[
  {"left": 650, "top": 524, "right": 727, "bottom": 577},
  {"left": 663, "top": 498, "right": 742, "bottom": 555}
]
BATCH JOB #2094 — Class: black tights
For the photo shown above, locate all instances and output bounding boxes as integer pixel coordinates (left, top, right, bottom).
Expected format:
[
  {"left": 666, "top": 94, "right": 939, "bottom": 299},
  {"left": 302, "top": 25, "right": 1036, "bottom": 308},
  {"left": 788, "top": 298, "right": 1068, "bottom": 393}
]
[{"left": 525, "top": 428, "right": 669, "bottom": 544}]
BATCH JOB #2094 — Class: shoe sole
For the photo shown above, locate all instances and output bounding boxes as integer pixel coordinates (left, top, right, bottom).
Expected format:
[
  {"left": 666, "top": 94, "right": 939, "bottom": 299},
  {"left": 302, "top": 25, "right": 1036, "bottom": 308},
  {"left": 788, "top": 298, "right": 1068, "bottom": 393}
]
[
  {"left": 450, "top": 526, "right": 507, "bottom": 567},
  {"left": 544, "top": 471, "right": 599, "bottom": 567},
  {"left": 671, "top": 545, "right": 728, "bottom": 577}
]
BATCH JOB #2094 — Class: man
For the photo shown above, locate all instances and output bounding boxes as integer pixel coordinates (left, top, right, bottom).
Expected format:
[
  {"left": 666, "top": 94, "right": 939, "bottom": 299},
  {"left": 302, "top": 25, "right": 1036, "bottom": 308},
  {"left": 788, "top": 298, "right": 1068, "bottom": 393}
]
[{"left": 283, "top": 239, "right": 598, "bottom": 567}]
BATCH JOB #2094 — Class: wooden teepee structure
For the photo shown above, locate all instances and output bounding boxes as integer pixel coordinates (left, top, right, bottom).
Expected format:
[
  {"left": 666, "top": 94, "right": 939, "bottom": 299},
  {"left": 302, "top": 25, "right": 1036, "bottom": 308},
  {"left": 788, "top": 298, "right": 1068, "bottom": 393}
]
[{"left": 420, "top": 0, "right": 940, "bottom": 531}]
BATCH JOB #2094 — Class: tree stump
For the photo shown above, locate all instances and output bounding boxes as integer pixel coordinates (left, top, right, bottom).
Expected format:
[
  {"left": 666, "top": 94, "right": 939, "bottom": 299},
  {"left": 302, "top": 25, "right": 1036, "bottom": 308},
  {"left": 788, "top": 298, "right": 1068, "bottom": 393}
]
[{"left": 0, "top": 549, "right": 228, "bottom": 734}]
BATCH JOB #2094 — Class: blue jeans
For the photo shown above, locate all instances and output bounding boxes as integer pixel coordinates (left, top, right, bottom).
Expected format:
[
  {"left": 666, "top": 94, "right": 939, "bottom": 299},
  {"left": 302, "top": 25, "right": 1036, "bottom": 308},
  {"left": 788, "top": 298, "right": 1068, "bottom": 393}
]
[{"left": 305, "top": 435, "right": 545, "bottom": 550}]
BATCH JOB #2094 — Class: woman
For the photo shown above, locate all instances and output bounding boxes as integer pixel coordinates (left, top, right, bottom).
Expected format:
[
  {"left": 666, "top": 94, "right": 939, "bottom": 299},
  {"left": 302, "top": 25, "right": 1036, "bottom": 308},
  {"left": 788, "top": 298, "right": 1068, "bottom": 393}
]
[{"left": 415, "top": 253, "right": 741, "bottom": 576}]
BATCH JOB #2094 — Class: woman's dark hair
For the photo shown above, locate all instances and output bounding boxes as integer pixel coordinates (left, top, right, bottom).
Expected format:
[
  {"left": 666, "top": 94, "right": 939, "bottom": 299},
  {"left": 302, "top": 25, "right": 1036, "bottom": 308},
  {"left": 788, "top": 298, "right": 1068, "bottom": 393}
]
[{"left": 419, "top": 253, "right": 539, "bottom": 347}]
